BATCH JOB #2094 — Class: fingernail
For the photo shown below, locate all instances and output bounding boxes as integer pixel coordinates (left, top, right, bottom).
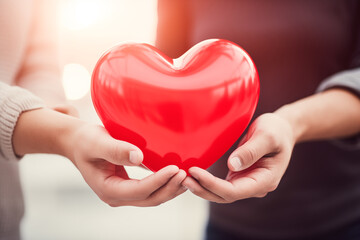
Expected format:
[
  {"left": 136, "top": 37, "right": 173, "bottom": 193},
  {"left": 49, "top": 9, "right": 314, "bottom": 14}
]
[
  {"left": 129, "top": 150, "right": 139, "bottom": 164},
  {"left": 230, "top": 157, "right": 242, "bottom": 171}
]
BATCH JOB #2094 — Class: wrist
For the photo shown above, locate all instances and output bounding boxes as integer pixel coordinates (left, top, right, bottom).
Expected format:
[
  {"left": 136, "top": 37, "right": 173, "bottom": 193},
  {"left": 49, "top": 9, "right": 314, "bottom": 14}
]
[
  {"left": 13, "top": 108, "right": 84, "bottom": 160},
  {"left": 274, "top": 104, "right": 307, "bottom": 143},
  {"left": 54, "top": 114, "right": 85, "bottom": 163}
]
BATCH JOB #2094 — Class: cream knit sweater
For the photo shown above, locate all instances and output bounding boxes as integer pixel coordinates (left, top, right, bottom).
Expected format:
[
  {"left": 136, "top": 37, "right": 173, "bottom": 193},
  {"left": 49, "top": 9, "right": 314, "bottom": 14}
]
[{"left": 0, "top": 1, "right": 65, "bottom": 239}]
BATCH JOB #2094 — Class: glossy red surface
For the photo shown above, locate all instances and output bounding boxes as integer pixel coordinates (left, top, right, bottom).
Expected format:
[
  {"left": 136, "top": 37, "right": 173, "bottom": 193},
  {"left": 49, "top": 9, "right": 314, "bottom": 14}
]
[{"left": 91, "top": 39, "right": 259, "bottom": 174}]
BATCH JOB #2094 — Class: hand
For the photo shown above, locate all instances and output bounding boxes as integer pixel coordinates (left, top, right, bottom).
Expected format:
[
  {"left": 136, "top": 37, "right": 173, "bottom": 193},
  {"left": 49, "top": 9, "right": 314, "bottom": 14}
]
[
  {"left": 68, "top": 124, "right": 187, "bottom": 207},
  {"left": 52, "top": 104, "right": 79, "bottom": 117},
  {"left": 13, "top": 108, "right": 186, "bottom": 207},
  {"left": 182, "top": 113, "right": 295, "bottom": 203}
]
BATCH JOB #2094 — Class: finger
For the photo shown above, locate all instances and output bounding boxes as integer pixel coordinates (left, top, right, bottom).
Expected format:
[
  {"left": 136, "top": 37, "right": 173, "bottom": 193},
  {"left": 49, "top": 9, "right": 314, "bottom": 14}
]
[
  {"left": 113, "top": 165, "right": 180, "bottom": 201},
  {"left": 168, "top": 183, "right": 188, "bottom": 200},
  {"left": 123, "top": 185, "right": 187, "bottom": 207},
  {"left": 77, "top": 158, "right": 121, "bottom": 188},
  {"left": 134, "top": 165, "right": 181, "bottom": 196},
  {"left": 182, "top": 176, "right": 226, "bottom": 203},
  {"left": 139, "top": 170, "right": 187, "bottom": 206},
  {"left": 230, "top": 167, "right": 276, "bottom": 199},
  {"left": 255, "top": 193, "right": 268, "bottom": 198},
  {"left": 188, "top": 167, "right": 235, "bottom": 201},
  {"left": 115, "top": 164, "right": 130, "bottom": 179},
  {"left": 96, "top": 131, "right": 144, "bottom": 166},
  {"left": 85, "top": 164, "right": 129, "bottom": 205},
  {"left": 228, "top": 132, "right": 275, "bottom": 172},
  {"left": 149, "top": 169, "right": 187, "bottom": 199},
  {"left": 191, "top": 166, "right": 275, "bottom": 201},
  {"left": 98, "top": 165, "right": 179, "bottom": 204},
  {"left": 173, "top": 184, "right": 188, "bottom": 197}
]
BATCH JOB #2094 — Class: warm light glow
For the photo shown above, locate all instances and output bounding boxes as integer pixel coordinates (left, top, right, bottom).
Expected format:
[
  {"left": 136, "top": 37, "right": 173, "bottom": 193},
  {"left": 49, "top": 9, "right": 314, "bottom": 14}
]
[
  {"left": 62, "top": 63, "right": 91, "bottom": 100},
  {"left": 60, "top": 0, "right": 103, "bottom": 30}
]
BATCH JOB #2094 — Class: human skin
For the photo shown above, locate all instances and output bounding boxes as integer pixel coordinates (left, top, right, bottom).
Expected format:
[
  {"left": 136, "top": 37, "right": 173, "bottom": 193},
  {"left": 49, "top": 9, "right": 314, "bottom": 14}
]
[
  {"left": 182, "top": 88, "right": 360, "bottom": 203},
  {"left": 12, "top": 108, "right": 187, "bottom": 207}
]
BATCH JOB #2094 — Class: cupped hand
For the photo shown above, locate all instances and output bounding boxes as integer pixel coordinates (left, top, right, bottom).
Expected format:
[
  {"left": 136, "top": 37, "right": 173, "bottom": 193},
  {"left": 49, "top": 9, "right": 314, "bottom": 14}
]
[
  {"left": 68, "top": 124, "right": 187, "bottom": 207},
  {"left": 183, "top": 113, "right": 295, "bottom": 203}
]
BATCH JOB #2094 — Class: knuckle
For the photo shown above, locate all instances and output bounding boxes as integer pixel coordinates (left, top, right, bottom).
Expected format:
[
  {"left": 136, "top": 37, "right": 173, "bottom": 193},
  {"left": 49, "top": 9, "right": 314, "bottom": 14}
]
[
  {"left": 265, "top": 131, "right": 277, "bottom": 144},
  {"left": 242, "top": 147, "right": 257, "bottom": 164},
  {"left": 263, "top": 130, "right": 282, "bottom": 150},
  {"left": 255, "top": 193, "right": 268, "bottom": 198},
  {"left": 254, "top": 128, "right": 266, "bottom": 137},
  {"left": 223, "top": 191, "right": 237, "bottom": 202},
  {"left": 132, "top": 184, "right": 154, "bottom": 200},
  {"left": 259, "top": 129, "right": 277, "bottom": 144},
  {"left": 155, "top": 200, "right": 164, "bottom": 206},
  {"left": 190, "top": 187, "right": 204, "bottom": 197},
  {"left": 107, "top": 202, "right": 119, "bottom": 207},
  {"left": 223, "top": 198, "right": 235, "bottom": 204},
  {"left": 255, "top": 126, "right": 280, "bottom": 147},
  {"left": 110, "top": 144, "right": 123, "bottom": 161},
  {"left": 267, "top": 181, "right": 279, "bottom": 192},
  {"left": 190, "top": 188, "right": 199, "bottom": 195},
  {"left": 131, "top": 189, "right": 149, "bottom": 201},
  {"left": 148, "top": 200, "right": 162, "bottom": 207},
  {"left": 98, "top": 194, "right": 112, "bottom": 205}
]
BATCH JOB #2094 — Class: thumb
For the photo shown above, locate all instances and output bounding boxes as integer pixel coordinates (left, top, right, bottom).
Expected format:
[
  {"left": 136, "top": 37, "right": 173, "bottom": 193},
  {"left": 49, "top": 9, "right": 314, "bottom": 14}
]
[
  {"left": 97, "top": 137, "right": 144, "bottom": 166},
  {"left": 228, "top": 134, "right": 272, "bottom": 172}
]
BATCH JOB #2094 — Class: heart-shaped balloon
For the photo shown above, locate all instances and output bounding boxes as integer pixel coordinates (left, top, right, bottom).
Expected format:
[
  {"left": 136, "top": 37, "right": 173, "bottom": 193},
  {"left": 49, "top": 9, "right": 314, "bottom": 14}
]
[{"left": 91, "top": 39, "right": 259, "bottom": 174}]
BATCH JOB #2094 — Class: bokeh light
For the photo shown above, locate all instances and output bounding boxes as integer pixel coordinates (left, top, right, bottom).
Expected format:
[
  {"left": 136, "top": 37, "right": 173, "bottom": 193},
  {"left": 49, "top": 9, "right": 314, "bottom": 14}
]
[
  {"left": 60, "top": 0, "right": 104, "bottom": 31},
  {"left": 62, "top": 63, "right": 91, "bottom": 100}
]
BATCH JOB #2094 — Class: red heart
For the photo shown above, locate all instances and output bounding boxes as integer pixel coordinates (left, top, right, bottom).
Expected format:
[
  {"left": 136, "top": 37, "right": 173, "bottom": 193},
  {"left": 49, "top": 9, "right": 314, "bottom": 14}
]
[{"left": 91, "top": 39, "right": 259, "bottom": 174}]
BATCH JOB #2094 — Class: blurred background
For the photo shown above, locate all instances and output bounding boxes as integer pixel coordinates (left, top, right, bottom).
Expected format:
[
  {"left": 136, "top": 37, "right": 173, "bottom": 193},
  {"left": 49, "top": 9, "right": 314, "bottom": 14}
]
[{"left": 19, "top": 0, "right": 208, "bottom": 239}]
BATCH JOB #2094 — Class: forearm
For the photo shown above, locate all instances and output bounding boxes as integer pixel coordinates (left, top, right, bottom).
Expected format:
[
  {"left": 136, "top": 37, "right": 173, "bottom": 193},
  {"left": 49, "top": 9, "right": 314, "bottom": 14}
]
[
  {"left": 12, "top": 108, "right": 83, "bottom": 159},
  {"left": 275, "top": 88, "right": 360, "bottom": 143},
  {"left": 156, "top": 0, "right": 190, "bottom": 58},
  {"left": 15, "top": 0, "right": 65, "bottom": 106}
]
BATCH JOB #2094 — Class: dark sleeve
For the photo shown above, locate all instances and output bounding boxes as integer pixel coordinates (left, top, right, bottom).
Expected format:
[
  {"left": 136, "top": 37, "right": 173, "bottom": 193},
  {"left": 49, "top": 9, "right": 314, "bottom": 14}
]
[
  {"left": 349, "top": 2, "right": 360, "bottom": 69},
  {"left": 156, "top": 0, "right": 191, "bottom": 58},
  {"left": 316, "top": 4, "right": 360, "bottom": 149},
  {"left": 316, "top": 68, "right": 360, "bottom": 149},
  {"left": 317, "top": 69, "right": 360, "bottom": 98}
]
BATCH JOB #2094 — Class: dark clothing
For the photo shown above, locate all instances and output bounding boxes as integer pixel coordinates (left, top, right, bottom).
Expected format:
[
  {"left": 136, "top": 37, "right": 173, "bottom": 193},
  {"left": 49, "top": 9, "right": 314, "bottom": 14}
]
[
  {"left": 156, "top": 0, "right": 360, "bottom": 239},
  {"left": 206, "top": 220, "right": 360, "bottom": 240}
]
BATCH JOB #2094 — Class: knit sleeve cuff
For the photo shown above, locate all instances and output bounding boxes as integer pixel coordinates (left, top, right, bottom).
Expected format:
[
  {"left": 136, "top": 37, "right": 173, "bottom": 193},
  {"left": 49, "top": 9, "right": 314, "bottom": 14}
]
[
  {"left": 0, "top": 83, "right": 45, "bottom": 161},
  {"left": 316, "top": 68, "right": 360, "bottom": 150}
]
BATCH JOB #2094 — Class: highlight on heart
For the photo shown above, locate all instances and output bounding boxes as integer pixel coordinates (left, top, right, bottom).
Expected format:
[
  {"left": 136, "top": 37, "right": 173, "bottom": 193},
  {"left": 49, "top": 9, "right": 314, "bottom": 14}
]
[{"left": 91, "top": 39, "right": 260, "bottom": 174}]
